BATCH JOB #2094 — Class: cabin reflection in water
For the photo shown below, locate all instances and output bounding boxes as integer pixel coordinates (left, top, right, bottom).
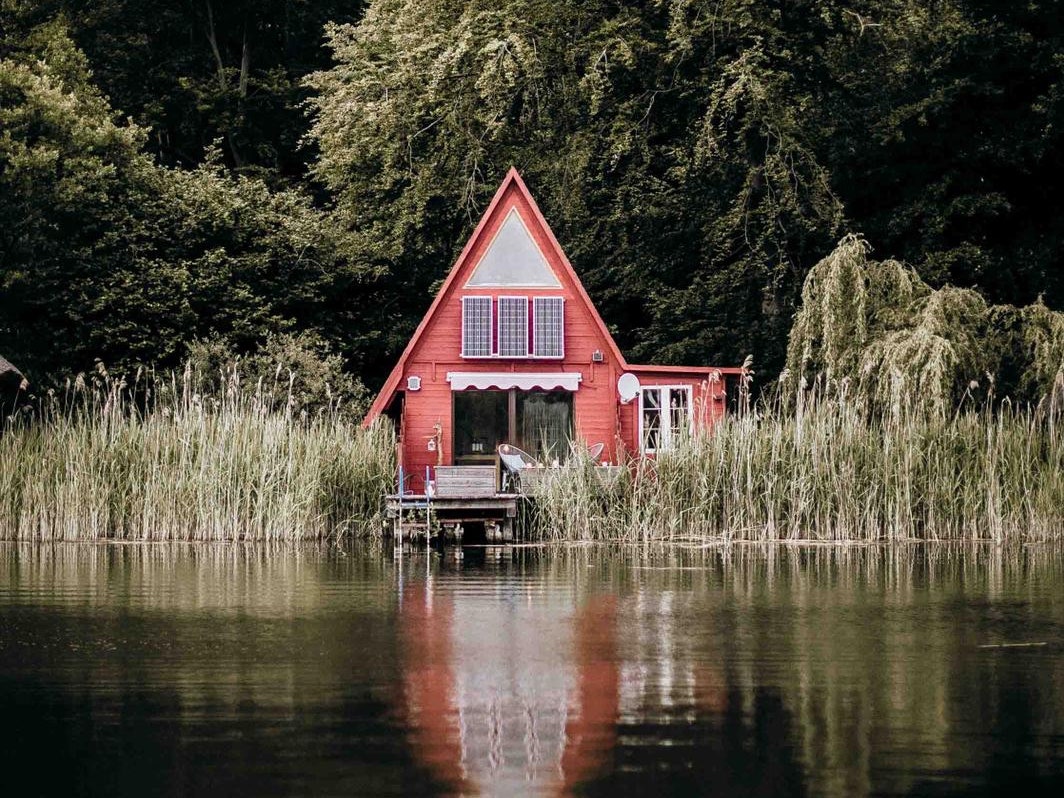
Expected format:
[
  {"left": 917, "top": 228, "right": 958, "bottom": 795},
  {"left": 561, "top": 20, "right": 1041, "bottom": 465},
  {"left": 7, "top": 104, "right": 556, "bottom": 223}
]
[
  {"left": 397, "top": 576, "right": 731, "bottom": 796},
  {"left": 398, "top": 580, "right": 616, "bottom": 794}
]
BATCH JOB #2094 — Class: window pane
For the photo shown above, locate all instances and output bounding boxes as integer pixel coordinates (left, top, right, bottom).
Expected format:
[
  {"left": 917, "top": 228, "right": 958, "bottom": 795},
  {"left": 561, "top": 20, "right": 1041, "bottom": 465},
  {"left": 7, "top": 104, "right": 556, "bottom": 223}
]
[
  {"left": 533, "top": 297, "right": 564, "bottom": 357},
  {"left": 669, "top": 388, "right": 689, "bottom": 441},
  {"left": 517, "top": 390, "right": 573, "bottom": 462},
  {"left": 498, "top": 297, "right": 529, "bottom": 357},
  {"left": 453, "top": 390, "right": 508, "bottom": 460},
  {"left": 641, "top": 388, "right": 661, "bottom": 452},
  {"left": 466, "top": 209, "right": 561, "bottom": 287},
  {"left": 461, "top": 296, "right": 492, "bottom": 357}
]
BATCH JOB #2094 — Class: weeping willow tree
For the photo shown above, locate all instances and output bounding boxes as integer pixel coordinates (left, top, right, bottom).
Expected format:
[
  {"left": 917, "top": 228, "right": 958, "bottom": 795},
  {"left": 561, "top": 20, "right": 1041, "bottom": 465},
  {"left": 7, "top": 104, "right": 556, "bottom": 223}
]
[{"left": 785, "top": 235, "right": 1064, "bottom": 416}]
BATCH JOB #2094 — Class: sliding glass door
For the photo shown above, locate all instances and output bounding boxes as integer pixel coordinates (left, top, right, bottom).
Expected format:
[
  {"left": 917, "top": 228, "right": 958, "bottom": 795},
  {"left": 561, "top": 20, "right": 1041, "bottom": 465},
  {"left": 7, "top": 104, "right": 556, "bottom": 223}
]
[
  {"left": 453, "top": 389, "right": 573, "bottom": 464},
  {"left": 453, "top": 390, "right": 508, "bottom": 464}
]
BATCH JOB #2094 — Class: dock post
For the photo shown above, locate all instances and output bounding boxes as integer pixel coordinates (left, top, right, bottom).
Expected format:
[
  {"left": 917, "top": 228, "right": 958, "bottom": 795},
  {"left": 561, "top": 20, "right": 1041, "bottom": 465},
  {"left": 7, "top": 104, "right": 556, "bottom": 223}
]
[{"left": 396, "top": 465, "right": 404, "bottom": 546}]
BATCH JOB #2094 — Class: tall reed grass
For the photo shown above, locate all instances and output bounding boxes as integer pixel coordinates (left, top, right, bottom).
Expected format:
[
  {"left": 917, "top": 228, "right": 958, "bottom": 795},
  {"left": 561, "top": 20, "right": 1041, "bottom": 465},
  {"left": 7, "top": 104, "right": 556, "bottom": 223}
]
[
  {"left": 529, "top": 383, "right": 1064, "bottom": 543},
  {"left": 0, "top": 364, "right": 395, "bottom": 541},
  {"left": 6, "top": 363, "right": 1062, "bottom": 544}
]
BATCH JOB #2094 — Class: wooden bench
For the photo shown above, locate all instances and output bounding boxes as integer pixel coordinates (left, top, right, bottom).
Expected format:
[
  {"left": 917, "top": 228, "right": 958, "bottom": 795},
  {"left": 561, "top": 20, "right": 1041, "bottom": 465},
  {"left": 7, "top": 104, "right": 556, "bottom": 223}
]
[{"left": 435, "top": 465, "right": 498, "bottom": 498}]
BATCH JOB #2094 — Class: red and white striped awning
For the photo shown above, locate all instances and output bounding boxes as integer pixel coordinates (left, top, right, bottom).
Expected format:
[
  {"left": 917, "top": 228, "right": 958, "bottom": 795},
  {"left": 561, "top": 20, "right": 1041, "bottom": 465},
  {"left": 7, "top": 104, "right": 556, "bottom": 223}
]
[{"left": 445, "top": 371, "right": 582, "bottom": 391}]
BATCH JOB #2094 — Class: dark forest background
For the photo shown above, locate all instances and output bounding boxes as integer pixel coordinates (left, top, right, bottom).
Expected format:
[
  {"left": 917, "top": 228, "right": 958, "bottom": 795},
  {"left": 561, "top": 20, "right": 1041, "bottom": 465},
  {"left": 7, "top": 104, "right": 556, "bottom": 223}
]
[{"left": 2, "top": 0, "right": 1062, "bottom": 398}]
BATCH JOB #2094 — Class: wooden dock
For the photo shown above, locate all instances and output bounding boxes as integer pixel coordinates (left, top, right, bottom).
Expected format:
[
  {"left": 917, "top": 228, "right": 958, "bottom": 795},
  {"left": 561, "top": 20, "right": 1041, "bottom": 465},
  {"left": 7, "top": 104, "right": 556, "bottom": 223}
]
[
  {"left": 385, "top": 463, "right": 626, "bottom": 543},
  {"left": 386, "top": 492, "right": 520, "bottom": 543}
]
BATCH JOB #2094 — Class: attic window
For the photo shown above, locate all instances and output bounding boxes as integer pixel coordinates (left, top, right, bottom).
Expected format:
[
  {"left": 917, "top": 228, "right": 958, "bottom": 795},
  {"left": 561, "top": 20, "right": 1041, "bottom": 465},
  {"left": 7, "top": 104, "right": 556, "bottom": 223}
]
[
  {"left": 466, "top": 209, "right": 561, "bottom": 287},
  {"left": 533, "top": 297, "right": 564, "bottom": 358},
  {"left": 461, "top": 296, "right": 492, "bottom": 357}
]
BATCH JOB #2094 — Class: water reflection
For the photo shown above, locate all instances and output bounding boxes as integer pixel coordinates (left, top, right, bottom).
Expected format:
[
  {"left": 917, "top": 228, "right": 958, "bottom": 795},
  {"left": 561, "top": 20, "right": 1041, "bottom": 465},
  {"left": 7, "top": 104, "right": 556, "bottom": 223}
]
[
  {"left": 391, "top": 544, "right": 1064, "bottom": 796},
  {"left": 0, "top": 542, "right": 1062, "bottom": 796},
  {"left": 393, "top": 549, "right": 812, "bottom": 796},
  {"left": 398, "top": 577, "right": 619, "bottom": 795}
]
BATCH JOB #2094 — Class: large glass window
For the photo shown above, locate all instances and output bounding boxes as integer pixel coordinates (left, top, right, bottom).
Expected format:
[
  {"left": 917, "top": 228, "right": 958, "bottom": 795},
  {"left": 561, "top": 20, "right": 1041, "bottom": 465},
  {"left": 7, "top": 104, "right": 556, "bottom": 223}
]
[
  {"left": 640, "top": 386, "right": 691, "bottom": 453},
  {"left": 465, "top": 209, "right": 561, "bottom": 287}
]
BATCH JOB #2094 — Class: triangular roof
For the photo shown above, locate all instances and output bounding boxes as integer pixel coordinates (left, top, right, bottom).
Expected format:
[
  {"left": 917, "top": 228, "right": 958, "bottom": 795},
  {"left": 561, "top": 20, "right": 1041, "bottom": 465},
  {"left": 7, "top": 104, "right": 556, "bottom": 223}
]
[{"left": 363, "top": 168, "right": 627, "bottom": 426}]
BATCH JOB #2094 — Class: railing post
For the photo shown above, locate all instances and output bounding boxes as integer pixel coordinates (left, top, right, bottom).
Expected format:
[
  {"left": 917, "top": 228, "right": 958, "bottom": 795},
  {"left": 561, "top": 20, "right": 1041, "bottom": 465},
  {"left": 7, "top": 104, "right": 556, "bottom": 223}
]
[{"left": 396, "top": 464, "right": 404, "bottom": 546}]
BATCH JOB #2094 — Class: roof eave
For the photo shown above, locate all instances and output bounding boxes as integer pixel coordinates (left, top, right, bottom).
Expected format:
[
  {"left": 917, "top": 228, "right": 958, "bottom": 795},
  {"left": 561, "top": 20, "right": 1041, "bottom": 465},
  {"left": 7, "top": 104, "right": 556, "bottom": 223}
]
[
  {"left": 361, "top": 169, "right": 528, "bottom": 428},
  {"left": 626, "top": 364, "right": 747, "bottom": 375}
]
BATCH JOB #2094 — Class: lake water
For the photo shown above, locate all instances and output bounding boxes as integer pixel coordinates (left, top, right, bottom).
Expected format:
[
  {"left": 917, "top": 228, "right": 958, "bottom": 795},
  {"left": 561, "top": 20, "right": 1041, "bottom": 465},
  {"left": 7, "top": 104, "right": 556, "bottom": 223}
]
[{"left": 1, "top": 542, "right": 1062, "bottom": 796}]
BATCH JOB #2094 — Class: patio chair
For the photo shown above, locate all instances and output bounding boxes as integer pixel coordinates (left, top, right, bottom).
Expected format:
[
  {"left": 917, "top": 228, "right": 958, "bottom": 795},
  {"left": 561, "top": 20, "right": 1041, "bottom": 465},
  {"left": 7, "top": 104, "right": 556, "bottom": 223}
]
[
  {"left": 498, "top": 443, "right": 537, "bottom": 492},
  {"left": 567, "top": 441, "right": 606, "bottom": 463}
]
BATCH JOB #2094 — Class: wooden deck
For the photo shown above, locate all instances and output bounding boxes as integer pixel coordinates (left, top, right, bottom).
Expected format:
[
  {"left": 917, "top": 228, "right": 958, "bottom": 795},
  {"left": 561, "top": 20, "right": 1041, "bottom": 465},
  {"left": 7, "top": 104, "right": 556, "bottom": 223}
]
[
  {"left": 386, "top": 493, "right": 520, "bottom": 516},
  {"left": 385, "top": 463, "right": 624, "bottom": 543}
]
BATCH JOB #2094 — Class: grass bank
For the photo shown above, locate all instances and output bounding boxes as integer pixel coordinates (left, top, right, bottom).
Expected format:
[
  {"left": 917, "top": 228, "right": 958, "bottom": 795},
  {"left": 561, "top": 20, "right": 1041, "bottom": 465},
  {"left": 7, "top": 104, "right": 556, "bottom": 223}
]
[
  {"left": 0, "top": 367, "right": 395, "bottom": 541},
  {"left": 529, "top": 396, "right": 1064, "bottom": 543}
]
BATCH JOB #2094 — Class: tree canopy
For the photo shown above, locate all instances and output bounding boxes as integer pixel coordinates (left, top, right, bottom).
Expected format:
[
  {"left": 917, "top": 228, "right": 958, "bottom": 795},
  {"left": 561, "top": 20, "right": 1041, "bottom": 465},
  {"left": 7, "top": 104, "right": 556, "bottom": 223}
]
[
  {"left": 1, "top": 0, "right": 1063, "bottom": 406},
  {"left": 785, "top": 235, "right": 1064, "bottom": 416},
  {"left": 0, "top": 15, "right": 363, "bottom": 394}
]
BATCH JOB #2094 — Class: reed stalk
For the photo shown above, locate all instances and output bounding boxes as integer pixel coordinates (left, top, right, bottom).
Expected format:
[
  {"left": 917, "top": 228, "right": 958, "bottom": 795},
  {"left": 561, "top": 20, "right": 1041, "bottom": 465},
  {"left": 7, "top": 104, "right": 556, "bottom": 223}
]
[
  {"left": 528, "top": 390, "right": 1064, "bottom": 543},
  {"left": 0, "top": 364, "right": 395, "bottom": 541}
]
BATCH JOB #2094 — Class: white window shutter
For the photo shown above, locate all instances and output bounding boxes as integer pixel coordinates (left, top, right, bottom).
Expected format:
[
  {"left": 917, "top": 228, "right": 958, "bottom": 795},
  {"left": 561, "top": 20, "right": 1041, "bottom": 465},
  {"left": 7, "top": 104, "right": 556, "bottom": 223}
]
[
  {"left": 533, "top": 297, "right": 564, "bottom": 358},
  {"left": 461, "top": 296, "right": 492, "bottom": 357},
  {"left": 497, "top": 297, "right": 529, "bottom": 357}
]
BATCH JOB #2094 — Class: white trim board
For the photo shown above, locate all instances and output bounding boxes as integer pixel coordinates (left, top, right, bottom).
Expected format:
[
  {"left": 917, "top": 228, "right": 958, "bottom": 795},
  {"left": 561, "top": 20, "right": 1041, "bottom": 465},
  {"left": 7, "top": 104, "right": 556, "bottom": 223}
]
[{"left": 446, "top": 372, "right": 582, "bottom": 391}]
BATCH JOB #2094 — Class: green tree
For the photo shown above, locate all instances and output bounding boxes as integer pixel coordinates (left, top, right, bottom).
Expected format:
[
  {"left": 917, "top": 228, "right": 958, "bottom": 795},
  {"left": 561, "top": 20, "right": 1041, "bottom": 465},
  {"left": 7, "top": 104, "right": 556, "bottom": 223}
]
[
  {"left": 0, "top": 18, "right": 358, "bottom": 383},
  {"left": 306, "top": 0, "right": 843, "bottom": 380},
  {"left": 13, "top": 0, "right": 366, "bottom": 180},
  {"left": 820, "top": 0, "right": 1064, "bottom": 309}
]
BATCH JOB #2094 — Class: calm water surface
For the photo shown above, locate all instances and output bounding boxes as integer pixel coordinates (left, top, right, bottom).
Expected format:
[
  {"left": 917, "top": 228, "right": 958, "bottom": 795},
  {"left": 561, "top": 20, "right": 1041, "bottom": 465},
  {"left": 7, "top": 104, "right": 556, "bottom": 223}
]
[{"left": 1, "top": 542, "right": 1062, "bottom": 796}]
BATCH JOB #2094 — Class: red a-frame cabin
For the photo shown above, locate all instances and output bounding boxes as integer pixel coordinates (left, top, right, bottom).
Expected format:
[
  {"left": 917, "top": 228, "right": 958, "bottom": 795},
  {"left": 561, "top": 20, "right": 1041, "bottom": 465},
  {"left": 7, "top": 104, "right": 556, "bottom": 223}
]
[{"left": 363, "top": 169, "right": 742, "bottom": 493}]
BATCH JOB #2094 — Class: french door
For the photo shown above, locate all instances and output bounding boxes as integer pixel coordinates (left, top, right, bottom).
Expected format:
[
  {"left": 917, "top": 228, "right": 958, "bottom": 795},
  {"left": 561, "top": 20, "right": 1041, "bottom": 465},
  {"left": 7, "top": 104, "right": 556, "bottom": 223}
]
[
  {"left": 639, "top": 386, "right": 692, "bottom": 453},
  {"left": 453, "top": 389, "right": 573, "bottom": 463}
]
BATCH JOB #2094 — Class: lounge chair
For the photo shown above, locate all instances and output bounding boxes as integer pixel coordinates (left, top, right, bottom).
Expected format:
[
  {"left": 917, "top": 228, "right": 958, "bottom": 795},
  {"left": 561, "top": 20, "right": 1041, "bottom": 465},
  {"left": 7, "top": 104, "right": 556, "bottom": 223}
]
[{"left": 498, "top": 444, "right": 537, "bottom": 492}]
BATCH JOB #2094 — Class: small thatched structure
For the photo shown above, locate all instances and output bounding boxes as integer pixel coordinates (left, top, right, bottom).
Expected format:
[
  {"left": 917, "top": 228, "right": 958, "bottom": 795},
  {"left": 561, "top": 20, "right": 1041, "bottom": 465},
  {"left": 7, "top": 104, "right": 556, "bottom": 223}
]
[{"left": 0, "top": 355, "right": 28, "bottom": 393}]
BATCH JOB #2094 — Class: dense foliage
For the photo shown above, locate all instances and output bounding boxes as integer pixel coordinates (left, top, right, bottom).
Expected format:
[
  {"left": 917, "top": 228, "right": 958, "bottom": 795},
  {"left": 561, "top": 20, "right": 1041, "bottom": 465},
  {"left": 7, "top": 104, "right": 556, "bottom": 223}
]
[
  {"left": 2, "top": 1, "right": 1064, "bottom": 403},
  {"left": 7, "top": 0, "right": 366, "bottom": 179},
  {"left": 785, "top": 235, "right": 1064, "bottom": 415},
  {"left": 0, "top": 14, "right": 369, "bottom": 395}
]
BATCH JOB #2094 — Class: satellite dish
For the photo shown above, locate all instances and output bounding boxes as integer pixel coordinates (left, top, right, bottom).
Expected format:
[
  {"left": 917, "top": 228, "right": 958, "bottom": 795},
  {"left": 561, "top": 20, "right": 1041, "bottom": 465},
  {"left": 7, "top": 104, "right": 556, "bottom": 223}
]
[{"left": 617, "top": 373, "right": 640, "bottom": 404}]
